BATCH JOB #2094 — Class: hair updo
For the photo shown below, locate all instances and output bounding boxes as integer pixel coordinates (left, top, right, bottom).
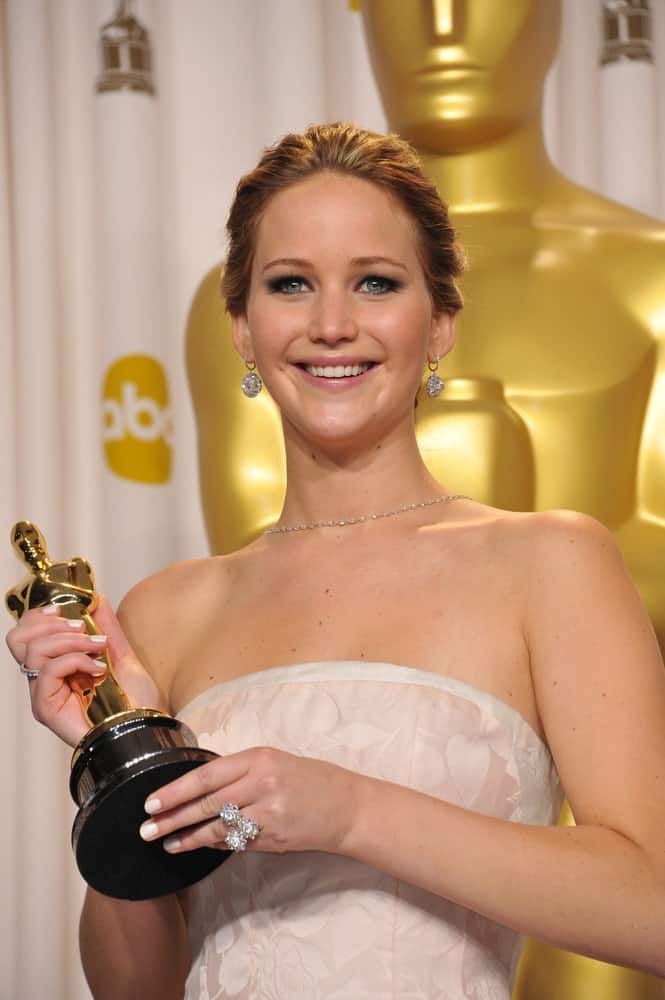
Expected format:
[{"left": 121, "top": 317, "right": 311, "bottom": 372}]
[{"left": 222, "top": 122, "right": 465, "bottom": 317}]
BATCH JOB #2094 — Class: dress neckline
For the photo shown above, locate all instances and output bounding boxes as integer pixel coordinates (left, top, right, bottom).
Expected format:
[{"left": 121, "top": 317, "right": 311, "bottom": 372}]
[{"left": 175, "top": 660, "right": 550, "bottom": 756}]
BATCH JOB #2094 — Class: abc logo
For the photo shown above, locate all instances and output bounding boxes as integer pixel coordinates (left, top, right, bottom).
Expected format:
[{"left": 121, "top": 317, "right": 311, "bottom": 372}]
[{"left": 102, "top": 354, "right": 172, "bottom": 484}]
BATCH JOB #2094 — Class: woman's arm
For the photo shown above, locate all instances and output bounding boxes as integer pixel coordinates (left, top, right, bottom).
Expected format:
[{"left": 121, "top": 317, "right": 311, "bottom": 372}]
[
  {"left": 336, "top": 512, "right": 665, "bottom": 974},
  {"left": 5, "top": 570, "right": 194, "bottom": 996},
  {"left": 342, "top": 762, "right": 665, "bottom": 975},
  {"left": 78, "top": 578, "right": 200, "bottom": 998},
  {"left": 80, "top": 889, "right": 189, "bottom": 1000},
  {"left": 350, "top": 512, "right": 665, "bottom": 973}
]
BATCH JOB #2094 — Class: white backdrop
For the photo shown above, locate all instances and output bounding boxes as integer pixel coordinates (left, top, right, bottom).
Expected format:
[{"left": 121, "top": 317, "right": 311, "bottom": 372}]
[{"left": 1, "top": 2, "right": 664, "bottom": 997}]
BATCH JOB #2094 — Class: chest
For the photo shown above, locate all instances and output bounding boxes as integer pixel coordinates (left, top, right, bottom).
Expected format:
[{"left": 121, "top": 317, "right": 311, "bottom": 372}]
[{"left": 171, "top": 530, "right": 537, "bottom": 733}]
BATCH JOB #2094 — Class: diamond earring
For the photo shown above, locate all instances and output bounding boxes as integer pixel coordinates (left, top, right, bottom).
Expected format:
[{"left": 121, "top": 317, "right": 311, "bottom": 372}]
[
  {"left": 425, "top": 358, "right": 444, "bottom": 398},
  {"left": 241, "top": 360, "right": 262, "bottom": 398}
]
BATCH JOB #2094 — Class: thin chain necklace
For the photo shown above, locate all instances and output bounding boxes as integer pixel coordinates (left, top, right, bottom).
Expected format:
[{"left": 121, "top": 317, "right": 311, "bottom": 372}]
[{"left": 264, "top": 493, "right": 469, "bottom": 535}]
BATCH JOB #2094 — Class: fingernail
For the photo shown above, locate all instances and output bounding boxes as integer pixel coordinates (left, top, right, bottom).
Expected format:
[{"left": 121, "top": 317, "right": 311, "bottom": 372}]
[
  {"left": 67, "top": 620, "right": 84, "bottom": 629},
  {"left": 163, "top": 837, "right": 181, "bottom": 853},
  {"left": 139, "top": 821, "right": 159, "bottom": 841},
  {"left": 144, "top": 797, "right": 161, "bottom": 814},
  {"left": 41, "top": 606, "right": 59, "bottom": 615},
  {"left": 89, "top": 635, "right": 107, "bottom": 644},
  {"left": 91, "top": 658, "right": 107, "bottom": 676}
]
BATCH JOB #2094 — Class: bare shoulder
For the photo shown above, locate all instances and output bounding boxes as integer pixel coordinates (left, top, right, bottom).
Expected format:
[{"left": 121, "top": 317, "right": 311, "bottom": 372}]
[
  {"left": 477, "top": 506, "right": 624, "bottom": 574},
  {"left": 505, "top": 508, "right": 665, "bottom": 836},
  {"left": 116, "top": 552, "right": 237, "bottom": 687},
  {"left": 532, "top": 511, "right": 632, "bottom": 605},
  {"left": 118, "top": 557, "right": 210, "bottom": 625},
  {"left": 449, "top": 501, "right": 616, "bottom": 552},
  {"left": 448, "top": 505, "right": 633, "bottom": 620},
  {"left": 515, "top": 506, "right": 618, "bottom": 545}
]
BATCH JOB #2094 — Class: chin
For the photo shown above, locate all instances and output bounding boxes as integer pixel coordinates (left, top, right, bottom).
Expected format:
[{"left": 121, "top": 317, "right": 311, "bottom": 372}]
[
  {"left": 305, "top": 422, "right": 369, "bottom": 449},
  {"left": 286, "top": 412, "right": 382, "bottom": 453},
  {"left": 390, "top": 94, "right": 533, "bottom": 154}
]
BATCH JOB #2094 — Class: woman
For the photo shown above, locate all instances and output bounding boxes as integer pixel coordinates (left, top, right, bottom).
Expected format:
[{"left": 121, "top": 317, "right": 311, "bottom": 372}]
[{"left": 7, "top": 124, "right": 665, "bottom": 999}]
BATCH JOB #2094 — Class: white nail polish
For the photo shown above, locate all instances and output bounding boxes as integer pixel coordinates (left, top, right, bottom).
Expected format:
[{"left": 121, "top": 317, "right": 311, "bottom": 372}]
[
  {"left": 41, "top": 606, "right": 59, "bottom": 615},
  {"left": 89, "top": 635, "right": 107, "bottom": 644},
  {"left": 67, "top": 620, "right": 84, "bottom": 629},
  {"left": 144, "top": 798, "right": 161, "bottom": 814},
  {"left": 163, "top": 837, "right": 181, "bottom": 852},
  {"left": 140, "top": 821, "right": 159, "bottom": 841}
]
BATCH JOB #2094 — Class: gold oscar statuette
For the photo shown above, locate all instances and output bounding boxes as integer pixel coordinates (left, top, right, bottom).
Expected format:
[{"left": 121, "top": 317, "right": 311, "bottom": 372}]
[{"left": 6, "top": 521, "right": 228, "bottom": 900}]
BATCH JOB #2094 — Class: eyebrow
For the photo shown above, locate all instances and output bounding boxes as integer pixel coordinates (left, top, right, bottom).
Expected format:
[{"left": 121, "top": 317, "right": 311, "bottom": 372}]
[{"left": 262, "top": 256, "right": 409, "bottom": 273}]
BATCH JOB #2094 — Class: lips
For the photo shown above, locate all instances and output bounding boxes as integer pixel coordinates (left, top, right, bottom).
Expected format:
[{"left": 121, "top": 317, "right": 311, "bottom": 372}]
[
  {"left": 293, "top": 359, "right": 379, "bottom": 389},
  {"left": 304, "top": 362, "right": 373, "bottom": 379}
]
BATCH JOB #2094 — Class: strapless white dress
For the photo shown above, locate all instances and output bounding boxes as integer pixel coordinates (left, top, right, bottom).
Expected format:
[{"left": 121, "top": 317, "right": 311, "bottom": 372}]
[{"left": 178, "top": 662, "right": 563, "bottom": 1000}]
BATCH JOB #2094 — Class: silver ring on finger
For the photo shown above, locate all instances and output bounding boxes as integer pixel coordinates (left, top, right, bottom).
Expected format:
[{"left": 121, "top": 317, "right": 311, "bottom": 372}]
[
  {"left": 18, "top": 663, "right": 40, "bottom": 680},
  {"left": 219, "top": 802, "right": 262, "bottom": 852}
]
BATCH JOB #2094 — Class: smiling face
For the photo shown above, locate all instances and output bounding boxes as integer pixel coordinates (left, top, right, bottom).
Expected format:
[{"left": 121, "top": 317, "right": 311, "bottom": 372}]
[{"left": 232, "top": 172, "right": 455, "bottom": 454}]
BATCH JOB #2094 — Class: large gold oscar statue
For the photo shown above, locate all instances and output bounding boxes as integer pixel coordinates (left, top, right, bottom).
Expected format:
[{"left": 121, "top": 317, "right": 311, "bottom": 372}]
[{"left": 185, "top": 1, "right": 665, "bottom": 995}]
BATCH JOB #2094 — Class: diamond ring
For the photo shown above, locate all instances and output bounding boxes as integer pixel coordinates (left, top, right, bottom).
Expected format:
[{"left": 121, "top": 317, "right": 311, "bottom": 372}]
[
  {"left": 219, "top": 801, "right": 262, "bottom": 852},
  {"left": 19, "top": 663, "right": 40, "bottom": 680},
  {"left": 219, "top": 802, "right": 241, "bottom": 826}
]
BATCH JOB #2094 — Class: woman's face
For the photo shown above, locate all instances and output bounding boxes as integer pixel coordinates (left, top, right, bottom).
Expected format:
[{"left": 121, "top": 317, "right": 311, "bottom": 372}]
[{"left": 233, "top": 172, "right": 454, "bottom": 453}]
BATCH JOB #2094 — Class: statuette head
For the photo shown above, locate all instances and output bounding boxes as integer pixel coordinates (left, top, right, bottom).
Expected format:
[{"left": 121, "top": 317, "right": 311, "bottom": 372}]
[
  {"left": 11, "top": 521, "right": 49, "bottom": 569},
  {"left": 362, "top": 0, "right": 561, "bottom": 151}
]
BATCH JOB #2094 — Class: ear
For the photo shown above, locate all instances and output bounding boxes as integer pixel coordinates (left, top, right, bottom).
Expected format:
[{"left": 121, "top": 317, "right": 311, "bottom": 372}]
[
  {"left": 428, "top": 311, "right": 457, "bottom": 363},
  {"left": 231, "top": 313, "right": 254, "bottom": 364}
]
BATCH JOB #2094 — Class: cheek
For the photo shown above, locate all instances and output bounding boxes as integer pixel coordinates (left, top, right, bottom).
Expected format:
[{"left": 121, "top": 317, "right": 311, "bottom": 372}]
[
  {"left": 376, "top": 303, "right": 432, "bottom": 364},
  {"left": 246, "top": 303, "right": 290, "bottom": 362}
]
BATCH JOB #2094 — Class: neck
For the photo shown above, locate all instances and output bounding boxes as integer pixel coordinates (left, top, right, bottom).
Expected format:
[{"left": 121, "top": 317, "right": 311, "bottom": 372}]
[
  {"left": 277, "top": 422, "right": 450, "bottom": 530},
  {"left": 421, "top": 118, "right": 558, "bottom": 214}
]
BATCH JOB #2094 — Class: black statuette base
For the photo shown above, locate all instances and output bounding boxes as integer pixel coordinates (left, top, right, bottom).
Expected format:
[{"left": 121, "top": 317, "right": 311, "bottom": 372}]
[{"left": 70, "top": 712, "right": 230, "bottom": 900}]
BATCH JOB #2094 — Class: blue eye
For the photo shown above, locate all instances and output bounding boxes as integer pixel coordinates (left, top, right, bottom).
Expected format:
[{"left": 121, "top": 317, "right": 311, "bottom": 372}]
[
  {"left": 359, "top": 275, "right": 400, "bottom": 295},
  {"left": 267, "top": 275, "right": 308, "bottom": 295}
]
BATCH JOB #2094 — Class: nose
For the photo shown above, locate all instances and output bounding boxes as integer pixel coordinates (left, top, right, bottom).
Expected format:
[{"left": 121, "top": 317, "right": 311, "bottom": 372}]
[
  {"left": 433, "top": 0, "right": 453, "bottom": 37},
  {"left": 307, "top": 289, "right": 358, "bottom": 345}
]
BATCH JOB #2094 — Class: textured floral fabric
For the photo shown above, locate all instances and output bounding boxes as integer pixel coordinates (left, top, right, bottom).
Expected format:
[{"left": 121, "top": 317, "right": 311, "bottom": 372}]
[{"left": 178, "top": 662, "right": 563, "bottom": 1000}]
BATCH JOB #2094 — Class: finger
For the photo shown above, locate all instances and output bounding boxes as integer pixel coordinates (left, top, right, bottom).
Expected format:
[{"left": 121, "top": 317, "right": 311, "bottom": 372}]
[
  {"left": 91, "top": 595, "right": 131, "bottom": 656},
  {"left": 14, "top": 605, "right": 62, "bottom": 625},
  {"left": 139, "top": 775, "right": 253, "bottom": 843},
  {"left": 28, "top": 646, "right": 107, "bottom": 690},
  {"left": 162, "top": 820, "right": 230, "bottom": 854},
  {"left": 162, "top": 811, "right": 262, "bottom": 855},
  {"left": 12, "top": 604, "right": 62, "bottom": 624},
  {"left": 13, "top": 617, "right": 87, "bottom": 648},
  {"left": 23, "top": 630, "right": 108, "bottom": 671},
  {"left": 143, "top": 753, "right": 253, "bottom": 817},
  {"left": 6, "top": 608, "right": 76, "bottom": 660}
]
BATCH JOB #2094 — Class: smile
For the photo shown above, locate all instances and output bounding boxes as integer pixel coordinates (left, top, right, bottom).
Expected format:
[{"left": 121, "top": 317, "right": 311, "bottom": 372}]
[{"left": 303, "top": 363, "right": 374, "bottom": 379}]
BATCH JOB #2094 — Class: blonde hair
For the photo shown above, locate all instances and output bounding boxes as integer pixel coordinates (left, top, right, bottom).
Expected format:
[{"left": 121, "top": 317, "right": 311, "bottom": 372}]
[{"left": 222, "top": 122, "right": 465, "bottom": 316}]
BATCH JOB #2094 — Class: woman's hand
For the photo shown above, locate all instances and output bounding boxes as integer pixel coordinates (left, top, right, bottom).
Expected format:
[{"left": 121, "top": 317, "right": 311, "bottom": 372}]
[
  {"left": 138, "top": 747, "right": 364, "bottom": 857},
  {"left": 5, "top": 595, "right": 160, "bottom": 747}
]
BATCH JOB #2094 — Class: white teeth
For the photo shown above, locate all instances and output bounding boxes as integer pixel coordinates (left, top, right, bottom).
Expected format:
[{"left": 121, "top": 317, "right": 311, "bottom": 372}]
[{"left": 305, "top": 362, "right": 371, "bottom": 378}]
